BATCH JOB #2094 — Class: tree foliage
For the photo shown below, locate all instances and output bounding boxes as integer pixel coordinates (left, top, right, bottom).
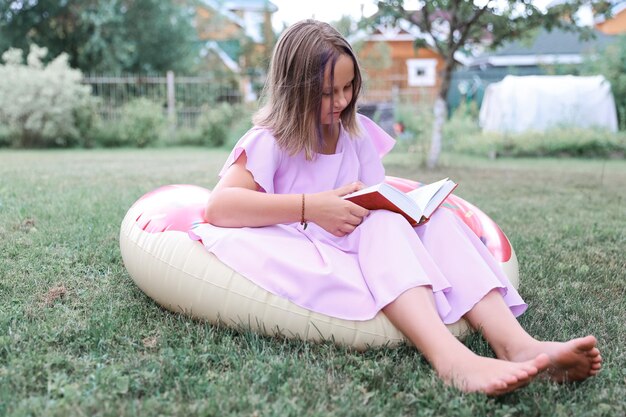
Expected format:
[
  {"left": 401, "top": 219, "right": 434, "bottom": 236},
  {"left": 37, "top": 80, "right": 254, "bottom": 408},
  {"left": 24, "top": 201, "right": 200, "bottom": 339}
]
[
  {"left": 581, "top": 34, "right": 626, "bottom": 130},
  {"left": 0, "top": 0, "right": 198, "bottom": 74},
  {"left": 371, "top": 0, "right": 612, "bottom": 167}
]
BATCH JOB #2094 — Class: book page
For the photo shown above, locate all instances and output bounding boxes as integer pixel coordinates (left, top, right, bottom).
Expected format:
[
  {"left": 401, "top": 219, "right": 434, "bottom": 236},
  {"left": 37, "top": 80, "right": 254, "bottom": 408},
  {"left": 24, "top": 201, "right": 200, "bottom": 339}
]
[
  {"left": 422, "top": 181, "right": 457, "bottom": 217},
  {"left": 406, "top": 178, "right": 450, "bottom": 212}
]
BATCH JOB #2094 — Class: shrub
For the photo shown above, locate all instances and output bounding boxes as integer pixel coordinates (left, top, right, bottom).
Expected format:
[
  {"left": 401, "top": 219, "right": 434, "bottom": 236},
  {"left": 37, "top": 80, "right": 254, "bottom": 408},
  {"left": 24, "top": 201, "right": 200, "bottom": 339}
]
[
  {"left": 169, "top": 103, "right": 253, "bottom": 148},
  {"left": 0, "top": 45, "right": 96, "bottom": 147},
  {"left": 116, "top": 98, "right": 166, "bottom": 147},
  {"left": 392, "top": 101, "right": 433, "bottom": 163},
  {"left": 73, "top": 102, "right": 100, "bottom": 148},
  {"left": 452, "top": 127, "right": 626, "bottom": 158},
  {"left": 91, "top": 118, "right": 124, "bottom": 148},
  {"left": 196, "top": 102, "right": 237, "bottom": 147},
  {"left": 581, "top": 34, "right": 626, "bottom": 131},
  {"left": 225, "top": 105, "right": 254, "bottom": 147},
  {"left": 170, "top": 126, "right": 205, "bottom": 147},
  {"left": 0, "top": 123, "right": 15, "bottom": 147},
  {"left": 91, "top": 99, "right": 166, "bottom": 148},
  {"left": 164, "top": 103, "right": 253, "bottom": 148},
  {"left": 443, "top": 101, "right": 481, "bottom": 148}
]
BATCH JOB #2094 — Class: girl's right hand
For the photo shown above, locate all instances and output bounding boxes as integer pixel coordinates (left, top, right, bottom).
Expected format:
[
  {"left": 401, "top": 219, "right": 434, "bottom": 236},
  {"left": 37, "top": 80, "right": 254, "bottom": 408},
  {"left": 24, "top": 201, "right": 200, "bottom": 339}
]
[{"left": 307, "top": 183, "right": 370, "bottom": 237}]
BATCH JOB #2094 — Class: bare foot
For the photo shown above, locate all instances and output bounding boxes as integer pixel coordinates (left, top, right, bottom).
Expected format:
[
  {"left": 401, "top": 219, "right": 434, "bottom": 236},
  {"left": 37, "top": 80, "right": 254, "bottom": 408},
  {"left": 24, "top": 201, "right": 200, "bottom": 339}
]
[
  {"left": 509, "top": 335, "right": 602, "bottom": 382},
  {"left": 434, "top": 352, "right": 550, "bottom": 396}
]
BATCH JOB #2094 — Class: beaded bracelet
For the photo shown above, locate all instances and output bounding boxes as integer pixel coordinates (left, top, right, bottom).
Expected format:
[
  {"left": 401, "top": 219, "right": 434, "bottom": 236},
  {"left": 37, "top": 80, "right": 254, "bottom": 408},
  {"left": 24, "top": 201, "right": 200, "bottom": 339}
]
[{"left": 300, "top": 193, "right": 308, "bottom": 230}]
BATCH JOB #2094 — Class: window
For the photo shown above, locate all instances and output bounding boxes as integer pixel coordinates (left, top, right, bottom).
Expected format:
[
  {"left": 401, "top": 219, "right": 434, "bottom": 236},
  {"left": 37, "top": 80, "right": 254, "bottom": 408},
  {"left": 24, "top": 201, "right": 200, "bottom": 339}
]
[{"left": 406, "top": 59, "right": 437, "bottom": 87}]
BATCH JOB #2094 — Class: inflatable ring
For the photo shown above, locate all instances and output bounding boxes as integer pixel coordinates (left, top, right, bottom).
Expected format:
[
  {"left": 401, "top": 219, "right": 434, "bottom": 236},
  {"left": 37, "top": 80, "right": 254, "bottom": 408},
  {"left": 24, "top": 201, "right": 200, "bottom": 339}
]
[{"left": 120, "top": 177, "right": 519, "bottom": 350}]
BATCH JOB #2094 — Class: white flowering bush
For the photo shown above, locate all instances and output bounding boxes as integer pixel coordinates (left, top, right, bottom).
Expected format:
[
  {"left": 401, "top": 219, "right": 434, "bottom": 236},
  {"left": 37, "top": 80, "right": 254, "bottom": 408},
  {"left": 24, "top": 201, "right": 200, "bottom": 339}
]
[{"left": 0, "top": 45, "right": 96, "bottom": 147}]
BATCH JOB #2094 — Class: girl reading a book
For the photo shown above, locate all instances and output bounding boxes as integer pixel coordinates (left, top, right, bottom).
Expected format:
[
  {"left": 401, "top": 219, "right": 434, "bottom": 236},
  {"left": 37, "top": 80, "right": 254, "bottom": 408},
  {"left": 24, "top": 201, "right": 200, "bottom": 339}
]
[{"left": 192, "top": 20, "right": 601, "bottom": 395}]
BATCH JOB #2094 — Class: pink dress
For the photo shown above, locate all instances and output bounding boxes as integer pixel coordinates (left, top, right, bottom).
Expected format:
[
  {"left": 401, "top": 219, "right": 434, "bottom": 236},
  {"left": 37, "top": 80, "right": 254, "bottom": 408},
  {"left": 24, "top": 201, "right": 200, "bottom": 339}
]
[{"left": 190, "top": 115, "right": 526, "bottom": 323}]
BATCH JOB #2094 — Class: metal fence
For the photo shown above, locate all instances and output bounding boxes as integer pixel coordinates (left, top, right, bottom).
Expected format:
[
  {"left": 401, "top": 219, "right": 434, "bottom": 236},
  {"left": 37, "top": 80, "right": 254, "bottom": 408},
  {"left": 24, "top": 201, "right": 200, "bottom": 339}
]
[
  {"left": 360, "top": 73, "right": 438, "bottom": 105},
  {"left": 82, "top": 71, "right": 442, "bottom": 129},
  {"left": 82, "top": 71, "right": 241, "bottom": 128}
]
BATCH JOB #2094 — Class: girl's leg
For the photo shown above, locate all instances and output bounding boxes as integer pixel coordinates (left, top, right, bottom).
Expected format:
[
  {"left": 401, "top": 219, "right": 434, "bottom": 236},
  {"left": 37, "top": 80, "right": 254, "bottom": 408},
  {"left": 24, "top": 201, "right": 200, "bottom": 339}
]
[
  {"left": 463, "top": 289, "right": 602, "bottom": 382},
  {"left": 382, "top": 286, "right": 551, "bottom": 395}
]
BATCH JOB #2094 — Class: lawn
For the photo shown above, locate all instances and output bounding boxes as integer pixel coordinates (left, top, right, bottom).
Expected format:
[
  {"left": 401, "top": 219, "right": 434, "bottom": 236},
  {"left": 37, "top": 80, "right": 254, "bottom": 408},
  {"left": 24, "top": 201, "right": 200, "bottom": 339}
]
[{"left": 1, "top": 148, "right": 625, "bottom": 416}]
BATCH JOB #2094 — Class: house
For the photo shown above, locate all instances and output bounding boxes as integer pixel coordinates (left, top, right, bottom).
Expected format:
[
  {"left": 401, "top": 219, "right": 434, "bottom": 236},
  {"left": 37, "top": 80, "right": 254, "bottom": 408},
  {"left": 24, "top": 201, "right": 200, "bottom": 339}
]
[
  {"left": 352, "top": 19, "right": 447, "bottom": 105},
  {"left": 194, "top": 0, "right": 277, "bottom": 100},
  {"left": 595, "top": 1, "right": 626, "bottom": 34},
  {"left": 449, "top": 27, "right": 615, "bottom": 111}
]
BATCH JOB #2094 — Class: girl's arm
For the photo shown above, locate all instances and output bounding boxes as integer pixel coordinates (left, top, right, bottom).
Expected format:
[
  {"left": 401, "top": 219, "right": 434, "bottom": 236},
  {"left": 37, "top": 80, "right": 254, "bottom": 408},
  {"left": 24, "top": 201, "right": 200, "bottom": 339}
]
[{"left": 204, "top": 152, "right": 369, "bottom": 236}]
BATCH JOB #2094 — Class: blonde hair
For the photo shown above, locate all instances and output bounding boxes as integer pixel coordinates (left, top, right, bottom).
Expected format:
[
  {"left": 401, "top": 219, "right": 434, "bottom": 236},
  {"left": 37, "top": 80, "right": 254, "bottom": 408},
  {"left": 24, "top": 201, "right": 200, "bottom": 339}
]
[{"left": 253, "top": 19, "right": 362, "bottom": 160}]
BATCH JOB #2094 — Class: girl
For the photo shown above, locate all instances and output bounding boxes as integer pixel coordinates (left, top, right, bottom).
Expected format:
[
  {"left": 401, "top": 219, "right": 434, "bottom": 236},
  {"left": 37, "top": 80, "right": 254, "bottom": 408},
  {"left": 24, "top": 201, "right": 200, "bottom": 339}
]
[{"left": 193, "top": 20, "right": 601, "bottom": 395}]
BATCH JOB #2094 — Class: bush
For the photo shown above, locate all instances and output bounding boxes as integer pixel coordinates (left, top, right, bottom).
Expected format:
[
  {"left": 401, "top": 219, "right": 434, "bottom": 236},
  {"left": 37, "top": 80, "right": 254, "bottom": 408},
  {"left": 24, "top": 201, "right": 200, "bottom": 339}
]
[
  {"left": 91, "top": 119, "right": 124, "bottom": 148},
  {"left": 0, "top": 45, "right": 96, "bottom": 147},
  {"left": 225, "top": 105, "right": 255, "bottom": 148},
  {"left": 443, "top": 101, "right": 481, "bottom": 148},
  {"left": 0, "top": 123, "right": 15, "bottom": 147},
  {"left": 169, "top": 103, "right": 253, "bottom": 148},
  {"left": 452, "top": 127, "right": 626, "bottom": 158},
  {"left": 170, "top": 126, "right": 205, "bottom": 147},
  {"left": 196, "top": 102, "right": 237, "bottom": 147},
  {"left": 391, "top": 101, "right": 433, "bottom": 163},
  {"left": 111, "top": 98, "right": 166, "bottom": 147},
  {"left": 73, "top": 102, "right": 100, "bottom": 148},
  {"left": 581, "top": 34, "right": 626, "bottom": 131}
]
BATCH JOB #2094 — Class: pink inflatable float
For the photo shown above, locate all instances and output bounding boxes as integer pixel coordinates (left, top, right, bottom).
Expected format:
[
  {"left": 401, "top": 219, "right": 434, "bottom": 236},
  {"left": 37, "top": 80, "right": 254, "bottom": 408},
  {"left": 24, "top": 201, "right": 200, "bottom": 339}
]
[{"left": 120, "top": 177, "right": 519, "bottom": 350}]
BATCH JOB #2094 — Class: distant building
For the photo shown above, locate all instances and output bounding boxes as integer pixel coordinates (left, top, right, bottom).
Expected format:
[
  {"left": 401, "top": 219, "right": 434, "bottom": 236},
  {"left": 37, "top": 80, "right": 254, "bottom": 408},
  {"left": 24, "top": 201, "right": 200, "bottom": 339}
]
[
  {"left": 194, "top": 0, "right": 277, "bottom": 100},
  {"left": 595, "top": 1, "right": 626, "bottom": 34},
  {"left": 449, "top": 27, "right": 615, "bottom": 111},
  {"left": 351, "top": 18, "right": 447, "bottom": 105}
]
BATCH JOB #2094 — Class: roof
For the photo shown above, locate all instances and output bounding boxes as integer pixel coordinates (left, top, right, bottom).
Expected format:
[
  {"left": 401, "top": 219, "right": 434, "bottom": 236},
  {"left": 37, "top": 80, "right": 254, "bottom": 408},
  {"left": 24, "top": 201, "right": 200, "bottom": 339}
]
[
  {"left": 470, "top": 27, "right": 615, "bottom": 67},
  {"left": 200, "top": 0, "right": 245, "bottom": 28},
  {"left": 595, "top": 1, "right": 626, "bottom": 24},
  {"left": 199, "top": 0, "right": 276, "bottom": 41},
  {"left": 198, "top": 0, "right": 276, "bottom": 71},
  {"left": 200, "top": 41, "right": 241, "bottom": 72},
  {"left": 349, "top": 10, "right": 437, "bottom": 46},
  {"left": 223, "top": 0, "right": 277, "bottom": 13}
]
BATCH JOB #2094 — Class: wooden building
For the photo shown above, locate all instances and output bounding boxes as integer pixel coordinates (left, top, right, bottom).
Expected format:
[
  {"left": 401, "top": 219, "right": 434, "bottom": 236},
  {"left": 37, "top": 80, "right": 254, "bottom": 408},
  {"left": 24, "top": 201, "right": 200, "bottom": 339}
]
[
  {"left": 353, "top": 21, "right": 446, "bottom": 105},
  {"left": 595, "top": 2, "right": 626, "bottom": 34}
]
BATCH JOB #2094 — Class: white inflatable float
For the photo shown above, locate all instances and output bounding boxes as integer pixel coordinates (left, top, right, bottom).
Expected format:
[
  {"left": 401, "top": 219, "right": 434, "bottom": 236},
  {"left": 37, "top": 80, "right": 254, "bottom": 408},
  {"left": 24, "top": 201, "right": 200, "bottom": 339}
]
[{"left": 120, "top": 177, "right": 519, "bottom": 350}]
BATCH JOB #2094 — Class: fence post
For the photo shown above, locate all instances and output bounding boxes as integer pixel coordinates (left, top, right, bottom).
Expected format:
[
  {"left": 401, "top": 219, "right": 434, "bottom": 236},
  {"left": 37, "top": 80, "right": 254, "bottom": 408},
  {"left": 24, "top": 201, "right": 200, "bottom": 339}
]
[{"left": 166, "top": 71, "right": 176, "bottom": 131}]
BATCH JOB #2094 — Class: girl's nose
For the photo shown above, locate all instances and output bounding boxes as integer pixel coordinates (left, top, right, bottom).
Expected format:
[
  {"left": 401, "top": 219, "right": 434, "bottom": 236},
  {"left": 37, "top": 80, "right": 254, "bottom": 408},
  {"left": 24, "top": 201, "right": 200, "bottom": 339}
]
[{"left": 335, "top": 93, "right": 347, "bottom": 109}]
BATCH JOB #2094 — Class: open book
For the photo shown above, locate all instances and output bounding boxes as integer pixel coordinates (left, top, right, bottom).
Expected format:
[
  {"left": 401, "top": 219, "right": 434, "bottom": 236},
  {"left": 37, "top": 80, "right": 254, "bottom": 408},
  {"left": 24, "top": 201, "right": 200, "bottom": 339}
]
[{"left": 344, "top": 178, "right": 457, "bottom": 226}]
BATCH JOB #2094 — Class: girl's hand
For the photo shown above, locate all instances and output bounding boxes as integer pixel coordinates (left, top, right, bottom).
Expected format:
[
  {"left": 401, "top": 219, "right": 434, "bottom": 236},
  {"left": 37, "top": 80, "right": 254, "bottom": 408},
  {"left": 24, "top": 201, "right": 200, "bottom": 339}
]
[{"left": 307, "top": 182, "right": 369, "bottom": 237}]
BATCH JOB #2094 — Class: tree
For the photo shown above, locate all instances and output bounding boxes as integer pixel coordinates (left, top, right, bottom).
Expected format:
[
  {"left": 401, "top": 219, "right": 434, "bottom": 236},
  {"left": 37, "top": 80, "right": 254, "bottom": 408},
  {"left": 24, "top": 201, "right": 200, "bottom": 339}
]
[
  {"left": 333, "top": 15, "right": 360, "bottom": 38},
  {"left": 581, "top": 34, "right": 626, "bottom": 130},
  {"left": 0, "top": 0, "right": 198, "bottom": 74},
  {"left": 332, "top": 15, "right": 393, "bottom": 72},
  {"left": 373, "top": 0, "right": 612, "bottom": 168}
]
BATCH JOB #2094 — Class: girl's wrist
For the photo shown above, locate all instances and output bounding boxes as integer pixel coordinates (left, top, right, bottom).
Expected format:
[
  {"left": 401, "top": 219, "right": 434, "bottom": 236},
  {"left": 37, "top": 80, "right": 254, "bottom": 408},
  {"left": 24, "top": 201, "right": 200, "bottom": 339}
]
[
  {"left": 300, "top": 193, "right": 308, "bottom": 229},
  {"left": 300, "top": 192, "right": 320, "bottom": 227}
]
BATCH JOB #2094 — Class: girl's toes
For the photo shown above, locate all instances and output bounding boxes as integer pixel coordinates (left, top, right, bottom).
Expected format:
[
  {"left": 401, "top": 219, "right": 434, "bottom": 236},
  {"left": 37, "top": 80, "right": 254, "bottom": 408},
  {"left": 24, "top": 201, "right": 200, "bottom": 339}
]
[
  {"left": 586, "top": 348, "right": 600, "bottom": 357},
  {"left": 487, "top": 380, "right": 509, "bottom": 396}
]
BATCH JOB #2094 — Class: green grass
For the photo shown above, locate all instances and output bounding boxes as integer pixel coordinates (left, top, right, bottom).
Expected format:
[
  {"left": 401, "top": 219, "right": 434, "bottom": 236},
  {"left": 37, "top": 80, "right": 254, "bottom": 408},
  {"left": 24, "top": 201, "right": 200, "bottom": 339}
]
[{"left": 1, "top": 148, "right": 625, "bottom": 416}]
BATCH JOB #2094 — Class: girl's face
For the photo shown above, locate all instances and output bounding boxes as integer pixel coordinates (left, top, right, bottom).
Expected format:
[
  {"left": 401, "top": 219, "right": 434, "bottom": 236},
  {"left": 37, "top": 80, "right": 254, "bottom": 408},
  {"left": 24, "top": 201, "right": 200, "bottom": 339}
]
[{"left": 320, "top": 54, "right": 354, "bottom": 126}]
